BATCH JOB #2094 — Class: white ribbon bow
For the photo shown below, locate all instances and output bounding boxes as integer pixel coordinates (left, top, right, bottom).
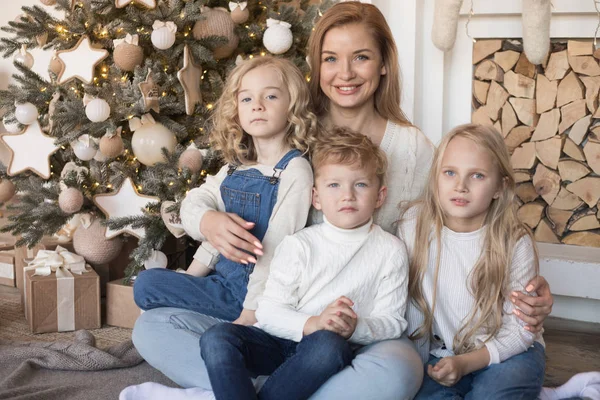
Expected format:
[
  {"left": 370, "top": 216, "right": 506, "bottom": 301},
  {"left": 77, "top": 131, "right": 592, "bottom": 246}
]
[
  {"left": 266, "top": 18, "right": 291, "bottom": 29},
  {"left": 60, "top": 161, "right": 89, "bottom": 180},
  {"left": 27, "top": 246, "right": 87, "bottom": 277},
  {"left": 152, "top": 20, "right": 177, "bottom": 33},
  {"left": 129, "top": 113, "right": 155, "bottom": 131},
  {"left": 104, "top": 126, "right": 123, "bottom": 139},
  {"left": 113, "top": 33, "right": 139, "bottom": 48},
  {"left": 229, "top": 1, "right": 247, "bottom": 11},
  {"left": 75, "top": 133, "right": 98, "bottom": 148}
]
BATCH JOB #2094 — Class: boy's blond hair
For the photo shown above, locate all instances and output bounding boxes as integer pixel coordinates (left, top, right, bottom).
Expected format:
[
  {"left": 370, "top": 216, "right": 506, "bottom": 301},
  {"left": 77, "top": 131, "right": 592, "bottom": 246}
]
[{"left": 311, "top": 127, "right": 387, "bottom": 186}]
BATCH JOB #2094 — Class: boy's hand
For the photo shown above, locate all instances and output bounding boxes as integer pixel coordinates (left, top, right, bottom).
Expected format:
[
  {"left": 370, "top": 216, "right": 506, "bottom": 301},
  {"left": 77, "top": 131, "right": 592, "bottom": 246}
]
[
  {"left": 427, "top": 356, "right": 466, "bottom": 387},
  {"left": 233, "top": 309, "right": 257, "bottom": 326},
  {"left": 303, "top": 296, "right": 357, "bottom": 339}
]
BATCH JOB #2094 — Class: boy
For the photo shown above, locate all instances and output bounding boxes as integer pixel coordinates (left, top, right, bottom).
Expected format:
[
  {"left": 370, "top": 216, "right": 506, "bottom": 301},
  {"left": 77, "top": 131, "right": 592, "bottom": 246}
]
[{"left": 200, "top": 127, "right": 410, "bottom": 400}]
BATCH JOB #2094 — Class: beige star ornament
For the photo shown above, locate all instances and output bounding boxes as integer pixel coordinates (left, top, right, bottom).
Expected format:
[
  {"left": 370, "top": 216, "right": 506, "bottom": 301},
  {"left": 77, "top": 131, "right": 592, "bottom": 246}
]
[
  {"left": 56, "top": 35, "right": 109, "bottom": 85},
  {"left": 0, "top": 121, "right": 59, "bottom": 179},
  {"left": 139, "top": 71, "right": 160, "bottom": 113},
  {"left": 178, "top": 45, "right": 203, "bottom": 115},
  {"left": 115, "top": 0, "right": 156, "bottom": 9},
  {"left": 93, "top": 177, "right": 160, "bottom": 239}
]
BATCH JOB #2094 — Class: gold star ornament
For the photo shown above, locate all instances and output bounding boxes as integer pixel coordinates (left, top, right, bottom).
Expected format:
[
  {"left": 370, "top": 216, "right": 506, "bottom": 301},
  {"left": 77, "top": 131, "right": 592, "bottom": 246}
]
[
  {"left": 115, "top": 0, "right": 156, "bottom": 9},
  {"left": 178, "top": 45, "right": 203, "bottom": 115},
  {"left": 56, "top": 36, "right": 109, "bottom": 85}
]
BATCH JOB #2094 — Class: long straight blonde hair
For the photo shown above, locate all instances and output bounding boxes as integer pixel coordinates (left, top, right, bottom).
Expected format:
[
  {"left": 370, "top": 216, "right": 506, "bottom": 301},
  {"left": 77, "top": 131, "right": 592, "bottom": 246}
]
[{"left": 402, "top": 123, "right": 539, "bottom": 354}]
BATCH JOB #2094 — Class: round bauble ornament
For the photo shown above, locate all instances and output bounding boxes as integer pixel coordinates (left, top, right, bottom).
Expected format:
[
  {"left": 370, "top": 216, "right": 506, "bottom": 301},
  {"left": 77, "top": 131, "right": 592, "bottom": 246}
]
[
  {"left": 131, "top": 122, "right": 177, "bottom": 166},
  {"left": 263, "top": 20, "right": 293, "bottom": 55},
  {"left": 99, "top": 134, "right": 124, "bottom": 158},
  {"left": 71, "top": 135, "right": 97, "bottom": 161},
  {"left": 14, "top": 46, "right": 34, "bottom": 69},
  {"left": 2, "top": 117, "right": 24, "bottom": 134},
  {"left": 151, "top": 21, "right": 177, "bottom": 50},
  {"left": 178, "top": 147, "right": 204, "bottom": 173},
  {"left": 231, "top": 7, "right": 249, "bottom": 24},
  {"left": 85, "top": 98, "right": 110, "bottom": 122},
  {"left": 40, "top": 0, "right": 57, "bottom": 5},
  {"left": 193, "top": 8, "right": 239, "bottom": 59},
  {"left": 14, "top": 102, "right": 39, "bottom": 125},
  {"left": 0, "top": 179, "right": 16, "bottom": 203},
  {"left": 114, "top": 43, "right": 143, "bottom": 71},
  {"left": 73, "top": 218, "right": 124, "bottom": 264},
  {"left": 48, "top": 54, "right": 64, "bottom": 76},
  {"left": 58, "top": 187, "right": 84, "bottom": 214},
  {"left": 144, "top": 250, "right": 168, "bottom": 269},
  {"left": 93, "top": 151, "right": 109, "bottom": 162}
]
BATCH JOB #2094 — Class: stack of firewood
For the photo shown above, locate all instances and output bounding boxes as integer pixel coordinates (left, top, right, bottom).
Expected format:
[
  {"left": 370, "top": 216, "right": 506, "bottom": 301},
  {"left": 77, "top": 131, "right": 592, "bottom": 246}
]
[{"left": 471, "top": 39, "right": 600, "bottom": 248}]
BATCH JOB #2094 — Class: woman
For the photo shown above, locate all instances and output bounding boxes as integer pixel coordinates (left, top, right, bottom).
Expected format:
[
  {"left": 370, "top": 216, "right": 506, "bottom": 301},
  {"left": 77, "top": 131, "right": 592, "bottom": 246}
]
[{"left": 131, "top": 2, "right": 553, "bottom": 399}]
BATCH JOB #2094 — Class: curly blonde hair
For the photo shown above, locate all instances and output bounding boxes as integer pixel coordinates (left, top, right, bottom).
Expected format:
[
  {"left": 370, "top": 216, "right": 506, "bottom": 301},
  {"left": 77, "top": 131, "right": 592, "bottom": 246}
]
[{"left": 210, "top": 56, "right": 317, "bottom": 165}]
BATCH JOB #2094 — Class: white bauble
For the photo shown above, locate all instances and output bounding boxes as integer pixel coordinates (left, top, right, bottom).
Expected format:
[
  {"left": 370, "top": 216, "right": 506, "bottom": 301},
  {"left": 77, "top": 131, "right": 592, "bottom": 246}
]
[
  {"left": 144, "top": 250, "right": 168, "bottom": 269},
  {"left": 131, "top": 122, "right": 177, "bottom": 166},
  {"left": 151, "top": 27, "right": 176, "bottom": 50},
  {"left": 2, "top": 117, "right": 24, "bottom": 133},
  {"left": 85, "top": 98, "right": 111, "bottom": 122},
  {"left": 71, "top": 136, "right": 97, "bottom": 161},
  {"left": 14, "top": 50, "right": 34, "bottom": 68},
  {"left": 14, "top": 102, "right": 39, "bottom": 125},
  {"left": 263, "top": 24, "right": 293, "bottom": 55}
]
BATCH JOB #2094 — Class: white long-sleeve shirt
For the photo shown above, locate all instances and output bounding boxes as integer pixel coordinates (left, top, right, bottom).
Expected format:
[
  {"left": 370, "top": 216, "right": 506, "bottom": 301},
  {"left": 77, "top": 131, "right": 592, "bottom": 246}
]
[
  {"left": 180, "top": 156, "right": 313, "bottom": 310},
  {"left": 309, "top": 121, "right": 434, "bottom": 234},
  {"left": 398, "top": 207, "right": 544, "bottom": 365},
  {"left": 256, "top": 217, "right": 409, "bottom": 345}
]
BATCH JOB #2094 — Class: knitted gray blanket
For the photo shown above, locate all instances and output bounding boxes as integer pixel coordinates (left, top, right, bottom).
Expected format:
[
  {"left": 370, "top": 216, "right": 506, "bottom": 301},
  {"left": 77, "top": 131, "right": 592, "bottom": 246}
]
[{"left": 0, "top": 330, "right": 177, "bottom": 399}]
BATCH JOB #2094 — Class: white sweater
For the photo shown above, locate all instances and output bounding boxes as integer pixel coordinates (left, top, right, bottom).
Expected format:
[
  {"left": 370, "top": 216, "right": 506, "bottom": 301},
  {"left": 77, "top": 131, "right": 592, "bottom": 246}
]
[
  {"left": 398, "top": 208, "right": 544, "bottom": 365},
  {"left": 256, "top": 218, "right": 409, "bottom": 345},
  {"left": 180, "top": 157, "right": 313, "bottom": 310},
  {"left": 309, "top": 121, "right": 434, "bottom": 234}
]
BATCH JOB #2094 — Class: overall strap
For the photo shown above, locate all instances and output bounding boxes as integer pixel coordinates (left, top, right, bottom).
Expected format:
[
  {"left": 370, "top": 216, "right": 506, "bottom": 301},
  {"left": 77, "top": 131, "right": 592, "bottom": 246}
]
[{"left": 269, "top": 149, "right": 303, "bottom": 184}]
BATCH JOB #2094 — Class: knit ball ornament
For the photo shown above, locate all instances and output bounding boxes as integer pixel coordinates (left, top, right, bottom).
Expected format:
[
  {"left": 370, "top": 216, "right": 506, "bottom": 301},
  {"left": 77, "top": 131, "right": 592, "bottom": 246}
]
[
  {"left": 114, "top": 43, "right": 144, "bottom": 72},
  {"left": 48, "top": 56, "right": 64, "bottom": 76},
  {"left": 73, "top": 219, "right": 124, "bottom": 264},
  {"left": 192, "top": 8, "right": 239, "bottom": 59},
  {"left": 151, "top": 26, "right": 176, "bottom": 50},
  {"left": 99, "top": 134, "right": 124, "bottom": 158},
  {"left": 0, "top": 179, "right": 16, "bottom": 203},
  {"left": 231, "top": 7, "right": 249, "bottom": 24},
  {"left": 178, "top": 148, "right": 204, "bottom": 173},
  {"left": 58, "top": 187, "right": 84, "bottom": 214},
  {"left": 263, "top": 23, "right": 293, "bottom": 55},
  {"left": 40, "top": 0, "right": 57, "bottom": 5},
  {"left": 85, "top": 98, "right": 110, "bottom": 123}
]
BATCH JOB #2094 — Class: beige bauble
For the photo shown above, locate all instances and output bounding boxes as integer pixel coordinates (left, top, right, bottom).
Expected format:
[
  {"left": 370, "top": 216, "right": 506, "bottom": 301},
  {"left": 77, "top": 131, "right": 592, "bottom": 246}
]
[
  {"left": 58, "top": 187, "right": 84, "bottom": 214},
  {"left": 99, "top": 135, "right": 124, "bottom": 158},
  {"left": 40, "top": 0, "right": 57, "bottom": 5},
  {"left": 131, "top": 122, "right": 177, "bottom": 166},
  {"left": 114, "top": 43, "right": 144, "bottom": 71},
  {"left": 193, "top": 8, "right": 239, "bottom": 59},
  {"left": 231, "top": 7, "right": 249, "bottom": 24},
  {"left": 178, "top": 148, "right": 204, "bottom": 173},
  {"left": 73, "top": 219, "right": 124, "bottom": 264},
  {"left": 0, "top": 179, "right": 16, "bottom": 203},
  {"left": 48, "top": 56, "right": 64, "bottom": 76}
]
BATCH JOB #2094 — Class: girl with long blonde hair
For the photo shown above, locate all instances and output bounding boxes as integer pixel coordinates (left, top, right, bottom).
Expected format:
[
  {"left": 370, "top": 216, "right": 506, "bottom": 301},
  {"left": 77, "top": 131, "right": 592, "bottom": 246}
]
[{"left": 399, "top": 124, "right": 545, "bottom": 399}]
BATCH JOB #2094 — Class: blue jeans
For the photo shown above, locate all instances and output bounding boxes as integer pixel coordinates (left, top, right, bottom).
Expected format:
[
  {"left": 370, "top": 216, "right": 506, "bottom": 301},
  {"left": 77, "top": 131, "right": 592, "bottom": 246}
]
[
  {"left": 132, "top": 307, "right": 424, "bottom": 399},
  {"left": 200, "top": 323, "right": 353, "bottom": 400},
  {"left": 414, "top": 342, "right": 546, "bottom": 400}
]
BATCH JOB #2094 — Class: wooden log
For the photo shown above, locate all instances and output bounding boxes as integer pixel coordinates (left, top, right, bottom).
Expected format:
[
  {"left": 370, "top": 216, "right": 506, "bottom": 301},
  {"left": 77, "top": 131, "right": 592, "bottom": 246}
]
[
  {"left": 494, "top": 120, "right": 502, "bottom": 134},
  {"left": 583, "top": 141, "right": 600, "bottom": 174},
  {"left": 517, "top": 202, "right": 545, "bottom": 228},
  {"left": 533, "top": 163, "right": 561, "bottom": 204},
  {"left": 515, "top": 53, "right": 536, "bottom": 79},
  {"left": 486, "top": 81, "right": 509, "bottom": 121},
  {"left": 473, "top": 39, "right": 503, "bottom": 64},
  {"left": 580, "top": 76, "right": 600, "bottom": 113},
  {"left": 536, "top": 74, "right": 558, "bottom": 113},
  {"left": 551, "top": 187, "right": 584, "bottom": 210},
  {"left": 504, "top": 71, "right": 536, "bottom": 98},
  {"left": 501, "top": 102, "right": 518, "bottom": 137},
  {"left": 531, "top": 109, "right": 560, "bottom": 141},
  {"left": 591, "top": 125, "right": 600, "bottom": 142},
  {"left": 472, "top": 106, "right": 494, "bottom": 126},
  {"left": 509, "top": 98, "right": 538, "bottom": 126},
  {"left": 545, "top": 50, "right": 570, "bottom": 81},
  {"left": 494, "top": 50, "right": 520, "bottom": 72},
  {"left": 506, "top": 126, "right": 533, "bottom": 152},
  {"left": 562, "top": 232, "right": 600, "bottom": 248},
  {"left": 546, "top": 207, "right": 573, "bottom": 236},
  {"left": 475, "top": 60, "right": 504, "bottom": 82},
  {"left": 566, "top": 177, "right": 600, "bottom": 207},
  {"left": 511, "top": 142, "right": 537, "bottom": 169},
  {"left": 595, "top": 48, "right": 600, "bottom": 60},
  {"left": 559, "top": 99, "right": 588, "bottom": 134},
  {"left": 473, "top": 80, "right": 490, "bottom": 105},
  {"left": 569, "top": 56, "right": 600, "bottom": 77},
  {"left": 567, "top": 210, "right": 600, "bottom": 231},
  {"left": 568, "top": 115, "right": 591, "bottom": 145},
  {"left": 534, "top": 219, "right": 561, "bottom": 244},
  {"left": 535, "top": 136, "right": 562, "bottom": 169},
  {"left": 558, "top": 159, "right": 591, "bottom": 182},
  {"left": 556, "top": 71, "right": 584, "bottom": 107},
  {"left": 516, "top": 182, "right": 539, "bottom": 203},
  {"left": 514, "top": 171, "right": 532, "bottom": 183},
  {"left": 568, "top": 40, "right": 594, "bottom": 57},
  {"left": 563, "top": 137, "right": 586, "bottom": 161}
]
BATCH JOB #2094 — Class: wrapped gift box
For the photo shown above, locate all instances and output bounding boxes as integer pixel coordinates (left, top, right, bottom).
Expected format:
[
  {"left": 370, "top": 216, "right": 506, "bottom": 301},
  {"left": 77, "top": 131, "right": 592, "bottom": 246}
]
[
  {"left": 106, "top": 279, "right": 141, "bottom": 329},
  {"left": 0, "top": 250, "right": 15, "bottom": 287},
  {"left": 23, "top": 246, "right": 100, "bottom": 334}
]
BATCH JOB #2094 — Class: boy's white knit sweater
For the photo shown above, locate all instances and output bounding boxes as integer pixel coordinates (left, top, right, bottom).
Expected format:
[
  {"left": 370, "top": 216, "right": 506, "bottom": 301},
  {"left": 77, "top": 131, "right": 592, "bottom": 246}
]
[
  {"left": 398, "top": 207, "right": 544, "bottom": 365},
  {"left": 256, "top": 217, "right": 409, "bottom": 345}
]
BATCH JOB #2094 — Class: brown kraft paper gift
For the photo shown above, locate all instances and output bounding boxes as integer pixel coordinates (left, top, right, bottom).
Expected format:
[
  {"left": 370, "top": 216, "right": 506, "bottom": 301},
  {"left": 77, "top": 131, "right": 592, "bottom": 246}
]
[
  {"left": 106, "top": 279, "right": 141, "bottom": 329},
  {"left": 0, "top": 250, "right": 15, "bottom": 287}
]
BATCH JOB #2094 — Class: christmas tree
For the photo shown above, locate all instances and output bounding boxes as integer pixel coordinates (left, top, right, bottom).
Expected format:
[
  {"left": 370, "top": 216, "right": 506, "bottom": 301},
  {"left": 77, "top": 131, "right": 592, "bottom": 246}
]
[{"left": 0, "top": 0, "right": 335, "bottom": 277}]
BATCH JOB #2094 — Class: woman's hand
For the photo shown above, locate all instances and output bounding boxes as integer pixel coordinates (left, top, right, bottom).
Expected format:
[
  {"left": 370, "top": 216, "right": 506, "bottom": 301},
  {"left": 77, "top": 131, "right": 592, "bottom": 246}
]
[
  {"left": 233, "top": 309, "right": 257, "bottom": 326},
  {"left": 511, "top": 276, "right": 553, "bottom": 333},
  {"left": 200, "top": 210, "right": 263, "bottom": 264}
]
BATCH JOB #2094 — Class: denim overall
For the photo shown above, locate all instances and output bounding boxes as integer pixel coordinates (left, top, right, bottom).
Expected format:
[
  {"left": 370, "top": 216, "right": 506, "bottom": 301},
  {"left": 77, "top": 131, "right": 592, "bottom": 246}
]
[{"left": 133, "top": 149, "right": 302, "bottom": 321}]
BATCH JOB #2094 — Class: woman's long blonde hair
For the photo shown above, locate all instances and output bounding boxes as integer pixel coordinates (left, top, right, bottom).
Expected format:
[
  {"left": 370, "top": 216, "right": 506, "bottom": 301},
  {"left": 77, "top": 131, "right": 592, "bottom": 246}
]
[
  {"left": 210, "top": 56, "right": 317, "bottom": 165},
  {"left": 307, "top": 1, "right": 411, "bottom": 126},
  {"left": 403, "top": 123, "right": 539, "bottom": 354}
]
